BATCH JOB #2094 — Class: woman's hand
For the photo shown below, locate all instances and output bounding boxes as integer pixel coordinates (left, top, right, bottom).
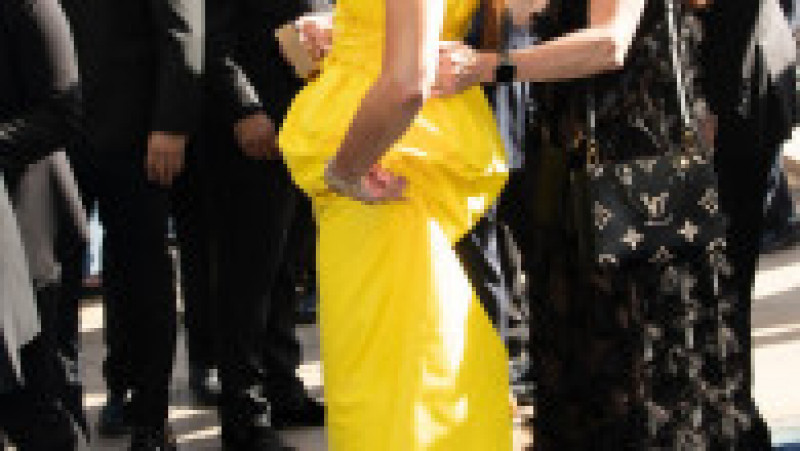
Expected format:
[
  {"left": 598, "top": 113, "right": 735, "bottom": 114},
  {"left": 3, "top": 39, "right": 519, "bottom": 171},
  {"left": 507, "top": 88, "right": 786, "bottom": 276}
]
[
  {"left": 433, "top": 42, "right": 495, "bottom": 97},
  {"left": 296, "top": 13, "right": 333, "bottom": 62},
  {"left": 325, "top": 162, "right": 408, "bottom": 204}
]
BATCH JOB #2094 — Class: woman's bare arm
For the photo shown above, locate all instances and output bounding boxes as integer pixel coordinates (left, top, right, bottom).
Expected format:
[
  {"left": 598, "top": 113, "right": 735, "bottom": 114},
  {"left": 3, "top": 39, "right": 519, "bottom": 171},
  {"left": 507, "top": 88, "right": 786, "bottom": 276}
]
[
  {"left": 436, "top": 0, "right": 647, "bottom": 95},
  {"left": 326, "top": 0, "right": 444, "bottom": 191},
  {"left": 503, "top": 0, "right": 647, "bottom": 82}
]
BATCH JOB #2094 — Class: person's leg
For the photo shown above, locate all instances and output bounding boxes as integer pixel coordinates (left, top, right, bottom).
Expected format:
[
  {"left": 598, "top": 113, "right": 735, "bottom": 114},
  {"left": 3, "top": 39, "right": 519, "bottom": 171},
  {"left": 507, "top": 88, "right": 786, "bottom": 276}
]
[
  {"left": 96, "top": 173, "right": 135, "bottom": 437},
  {"left": 0, "top": 337, "right": 78, "bottom": 451},
  {"left": 98, "top": 155, "right": 176, "bottom": 441},
  {"left": 55, "top": 144, "right": 95, "bottom": 370},
  {"left": 281, "top": 194, "right": 317, "bottom": 325},
  {"left": 172, "top": 147, "right": 219, "bottom": 404},
  {"left": 0, "top": 389, "right": 77, "bottom": 451},
  {"left": 205, "top": 131, "right": 291, "bottom": 449},
  {"left": 54, "top": 181, "right": 96, "bottom": 429}
]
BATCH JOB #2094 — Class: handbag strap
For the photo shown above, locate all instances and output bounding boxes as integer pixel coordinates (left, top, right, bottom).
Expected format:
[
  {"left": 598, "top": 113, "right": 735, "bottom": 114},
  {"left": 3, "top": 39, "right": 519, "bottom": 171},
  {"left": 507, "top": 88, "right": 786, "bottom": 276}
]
[
  {"left": 664, "top": 0, "right": 696, "bottom": 137},
  {"left": 586, "top": 0, "right": 698, "bottom": 164}
]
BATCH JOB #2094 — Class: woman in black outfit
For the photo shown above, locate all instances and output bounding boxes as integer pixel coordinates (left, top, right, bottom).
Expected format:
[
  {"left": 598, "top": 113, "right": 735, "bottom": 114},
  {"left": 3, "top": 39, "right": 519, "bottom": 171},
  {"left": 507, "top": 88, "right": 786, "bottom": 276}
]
[
  {"left": 436, "top": 0, "right": 768, "bottom": 449},
  {"left": 1, "top": 0, "right": 82, "bottom": 448}
]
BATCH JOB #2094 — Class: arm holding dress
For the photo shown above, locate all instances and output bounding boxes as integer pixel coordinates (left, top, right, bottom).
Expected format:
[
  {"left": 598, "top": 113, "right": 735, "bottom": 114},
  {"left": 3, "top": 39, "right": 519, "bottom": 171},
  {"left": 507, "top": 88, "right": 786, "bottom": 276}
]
[
  {"left": 325, "top": 0, "right": 446, "bottom": 202},
  {"left": 435, "top": 0, "right": 646, "bottom": 95}
]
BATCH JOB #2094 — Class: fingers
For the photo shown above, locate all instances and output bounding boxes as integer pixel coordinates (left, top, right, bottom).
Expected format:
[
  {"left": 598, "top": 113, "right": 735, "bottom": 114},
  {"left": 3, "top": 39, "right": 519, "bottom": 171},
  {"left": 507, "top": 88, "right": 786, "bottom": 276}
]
[
  {"left": 235, "top": 114, "right": 278, "bottom": 160},
  {"left": 166, "top": 144, "right": 185, "bottom": 184},
  {"left": 146, "top": 133, "right": 186, "bottom": 186},
  {"left": 297, "top": 15, "right": 332, "bottom": 62},
  {"left": 433, "top": 43, "right": 474, "bottom": 97},
  {"left": 382, "top": 174, "right": 408, "bottom": 202},
  {"left": 361, "top": 169, "right": 408, "bottom": 203},
  {"left": 146, "top": 150, "right": 181, "bottom": 186},
  {"left": 242, "top": 134, "right": 278, "bottom": 160},
  {"left": 146, "top": 146, "right": 158, "bottom": 184}
]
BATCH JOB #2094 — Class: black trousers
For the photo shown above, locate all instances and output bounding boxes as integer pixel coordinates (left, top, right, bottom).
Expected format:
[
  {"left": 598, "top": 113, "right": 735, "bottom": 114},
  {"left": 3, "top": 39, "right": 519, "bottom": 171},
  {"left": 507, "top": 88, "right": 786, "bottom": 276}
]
[
  {"left": 0, "top": 289, "right": 79, "bottom": 451},
  {"left": 81, "top": 151, "right": 176, "bottom": 427},
  {"left": 176, "top": 125, "right": 301, "bottom": 429},
  {"left": 172, "top": 151, "right": 215, "bottom": 370},
  {"left": 259, "top": 192, "right": 314, "bottom": 407},
  {"left": 0, "top": 340, "right": 76, "bottom": 451},
  {"left": 54, "top": 145, "right": 95, "bottom": 389}
]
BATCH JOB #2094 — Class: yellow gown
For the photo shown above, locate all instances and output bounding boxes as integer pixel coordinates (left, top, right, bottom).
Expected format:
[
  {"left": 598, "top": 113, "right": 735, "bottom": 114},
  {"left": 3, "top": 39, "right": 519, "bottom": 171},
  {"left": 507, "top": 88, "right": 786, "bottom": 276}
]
[{"left": 279, "top": 0, "right": 512, "bottom": 449}]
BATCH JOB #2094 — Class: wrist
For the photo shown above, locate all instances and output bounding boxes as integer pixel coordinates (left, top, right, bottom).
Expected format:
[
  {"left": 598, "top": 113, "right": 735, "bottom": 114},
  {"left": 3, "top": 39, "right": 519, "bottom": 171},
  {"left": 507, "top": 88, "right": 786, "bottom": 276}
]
[
  {"left": 326, "top": 157, "right": 361, "bottom": 184},
  {"left": 477, "top": 52, "right": 500, "bottom": 84}
]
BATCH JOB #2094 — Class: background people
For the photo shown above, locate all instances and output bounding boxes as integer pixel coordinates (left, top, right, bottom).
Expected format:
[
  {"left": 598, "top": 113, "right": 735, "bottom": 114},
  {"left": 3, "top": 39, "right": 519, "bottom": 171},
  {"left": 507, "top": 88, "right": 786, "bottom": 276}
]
[
  {"left": 1, "top": 0, "right": 82, "bottom": 447},
  {"left": 62, "top": 0, "right": 203, "bottom": 448},
  {"left": 175, "top": 0, "right": 325, "bottom": 448},
  {"left": 702, "top": 0, "right": 798, "bottom": 447}
]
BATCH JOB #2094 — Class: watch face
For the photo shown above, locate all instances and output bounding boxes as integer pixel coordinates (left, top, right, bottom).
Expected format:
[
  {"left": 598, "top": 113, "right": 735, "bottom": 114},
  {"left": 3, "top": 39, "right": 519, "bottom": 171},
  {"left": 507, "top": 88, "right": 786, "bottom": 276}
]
[{"left": 496, "top": 63, "right": 516, "bottom": 83}]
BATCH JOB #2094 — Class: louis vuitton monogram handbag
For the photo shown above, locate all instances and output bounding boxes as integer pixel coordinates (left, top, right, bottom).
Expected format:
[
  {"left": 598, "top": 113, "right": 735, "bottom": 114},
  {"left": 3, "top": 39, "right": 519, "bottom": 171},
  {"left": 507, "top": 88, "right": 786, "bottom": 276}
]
[{"left": 582, "top": 0, "right": 728, "bottom": 268}]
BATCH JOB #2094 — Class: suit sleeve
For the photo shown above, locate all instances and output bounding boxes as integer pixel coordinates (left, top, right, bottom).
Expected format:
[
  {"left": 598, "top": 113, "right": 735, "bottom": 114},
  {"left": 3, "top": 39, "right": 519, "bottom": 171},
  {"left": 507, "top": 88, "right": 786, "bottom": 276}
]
[
  {"left": 206, "top": 0, "right": 264, "bottom": 125},
  {"left": 239, "top": 0, "right": 311, "bottom": 121},
  {"left": 0, "top": 0, "right": 81, "bottom": 173},
  {"left": 148, "top": 0, "right": 203, "bottom": 134}
]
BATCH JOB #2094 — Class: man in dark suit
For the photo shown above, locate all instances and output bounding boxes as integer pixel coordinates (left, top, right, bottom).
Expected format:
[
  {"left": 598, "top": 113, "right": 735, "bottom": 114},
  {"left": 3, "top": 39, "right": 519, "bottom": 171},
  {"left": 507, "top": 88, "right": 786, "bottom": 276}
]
[
  {"left": 231, "top": 0, "right": 328, "bottom": 431},
  {"left": 171, "top": 0, "right": 321, "bottom": 448},
  {"left": 60, "top": 0, "right": 203, "bottom": 448},
  {"left": 702, "top": 1, "right": 797, "bottom": 449}
]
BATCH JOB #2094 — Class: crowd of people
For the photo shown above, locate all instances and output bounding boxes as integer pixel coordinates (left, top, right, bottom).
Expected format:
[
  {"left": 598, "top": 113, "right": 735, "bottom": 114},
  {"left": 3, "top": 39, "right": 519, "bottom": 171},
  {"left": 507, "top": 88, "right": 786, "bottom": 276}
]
[{"left": 0, "top": 0, "right": 797, "bottom": 450}]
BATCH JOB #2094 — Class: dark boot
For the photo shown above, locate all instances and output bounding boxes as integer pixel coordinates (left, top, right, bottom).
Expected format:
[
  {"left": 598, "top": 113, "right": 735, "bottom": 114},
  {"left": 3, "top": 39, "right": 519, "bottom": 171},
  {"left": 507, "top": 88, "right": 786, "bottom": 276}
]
[
  {"left": 129, "top": 424, "right": 177, "bottom": 451},
  {"left": 263, "top": 377, "right": 324, "bottom": 430},
  {"left": 97, "top": 390, "right": 130, "bottom": 437},
  {"left": 0, "top": 390, "right": 77, "bottom": 451},
  {"left": 220, "top": 397, "right": 294, "bottom": 451},
  {"left": 221, "top": 420, "right": 293, "bottom": 451},
  {"left": 270, "top": 394, "right": 324, "bottom": 430}
]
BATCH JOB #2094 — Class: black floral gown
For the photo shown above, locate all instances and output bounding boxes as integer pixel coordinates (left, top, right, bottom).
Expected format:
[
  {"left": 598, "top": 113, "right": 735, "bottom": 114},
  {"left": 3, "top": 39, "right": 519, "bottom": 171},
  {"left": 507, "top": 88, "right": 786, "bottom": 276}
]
[{"left": 524, "top": 1, "right": 767, "bottom": 449}]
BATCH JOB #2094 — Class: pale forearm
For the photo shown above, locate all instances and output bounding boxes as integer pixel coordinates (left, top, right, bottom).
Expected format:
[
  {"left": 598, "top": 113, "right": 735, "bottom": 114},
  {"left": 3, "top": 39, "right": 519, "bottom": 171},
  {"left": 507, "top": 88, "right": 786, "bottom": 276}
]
[
  {"left": 475, "top": 0, "right": 645, "bottom": 84},
  {"left": 329, "top": 76, "right": 424, "bottom": 179},
  {"left": 479, "top": 28, "right": 627, "bottom": 84}
]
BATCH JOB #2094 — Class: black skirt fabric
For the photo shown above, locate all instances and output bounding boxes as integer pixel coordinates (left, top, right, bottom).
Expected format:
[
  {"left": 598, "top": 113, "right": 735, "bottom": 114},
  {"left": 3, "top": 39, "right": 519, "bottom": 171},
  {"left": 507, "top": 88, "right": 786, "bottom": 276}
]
[{"left": 524, "top": 1, "right": 766, "bottom": 449}]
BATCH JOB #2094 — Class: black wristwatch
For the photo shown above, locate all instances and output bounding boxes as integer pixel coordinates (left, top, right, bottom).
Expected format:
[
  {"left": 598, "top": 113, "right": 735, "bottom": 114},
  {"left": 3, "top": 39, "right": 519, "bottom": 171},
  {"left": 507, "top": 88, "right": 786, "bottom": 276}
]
[{"left": 494, "top": 51, "right": 516, "bottom": 84}]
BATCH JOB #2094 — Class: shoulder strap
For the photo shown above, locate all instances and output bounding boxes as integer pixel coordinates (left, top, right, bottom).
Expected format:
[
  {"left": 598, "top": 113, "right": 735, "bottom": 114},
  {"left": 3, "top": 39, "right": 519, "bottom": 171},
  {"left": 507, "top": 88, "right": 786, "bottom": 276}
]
[
  {"left": 664, "top": 0, "right": 696, "bottom": 135},
  {"left": 586, "top": 0, "right": 697, "bottom": 159}
]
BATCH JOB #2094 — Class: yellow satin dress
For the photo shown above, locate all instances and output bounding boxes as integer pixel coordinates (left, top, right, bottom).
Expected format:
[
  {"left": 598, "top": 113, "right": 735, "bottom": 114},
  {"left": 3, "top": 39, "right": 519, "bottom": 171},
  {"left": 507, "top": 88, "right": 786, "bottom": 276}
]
[{"left": 279, "top": 0, "right": 512, "bottom": 449}]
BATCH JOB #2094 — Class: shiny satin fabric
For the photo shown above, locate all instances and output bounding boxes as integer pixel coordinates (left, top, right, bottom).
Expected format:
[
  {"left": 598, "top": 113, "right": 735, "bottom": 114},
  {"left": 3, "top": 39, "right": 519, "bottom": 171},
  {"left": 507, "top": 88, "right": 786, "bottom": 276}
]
[
  {"left": 0, "top": 177, "right": 40, "bottom": 393},
  {"left": 279, "top": 0, "right": 512, "bottom": 449}
]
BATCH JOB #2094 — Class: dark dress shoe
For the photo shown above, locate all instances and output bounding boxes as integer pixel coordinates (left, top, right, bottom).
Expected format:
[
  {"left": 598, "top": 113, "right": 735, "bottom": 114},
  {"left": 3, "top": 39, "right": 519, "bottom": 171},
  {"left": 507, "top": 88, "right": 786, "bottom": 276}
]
[
  {"left": 221, "top": 423, "right": 294, "bottom": 451},
  {"left": 189, "top": 365, "right": 221, "bottom": 406},
  {"left": 98, "top": 391, "right": 130, "bottom": 437},
  {"left": 271, "top": 395, "right": 325, "bottom": 429},
  {"left": 129, "top": 425, "right": 177, "bottom": 451}
]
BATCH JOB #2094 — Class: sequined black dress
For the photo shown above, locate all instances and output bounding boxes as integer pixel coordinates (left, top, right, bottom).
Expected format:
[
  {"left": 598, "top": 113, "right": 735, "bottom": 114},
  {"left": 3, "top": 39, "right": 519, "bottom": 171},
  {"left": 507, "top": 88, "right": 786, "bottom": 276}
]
[{"left": 524, "top": 1, "right": 766, "bottom": 449}]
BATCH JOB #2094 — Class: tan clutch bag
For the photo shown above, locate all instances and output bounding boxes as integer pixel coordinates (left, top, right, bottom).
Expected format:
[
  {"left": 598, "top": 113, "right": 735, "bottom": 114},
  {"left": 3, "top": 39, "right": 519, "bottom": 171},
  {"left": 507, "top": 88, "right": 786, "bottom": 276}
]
[{"left": 275, "top": 22, "right": 321, "bottom": 80}]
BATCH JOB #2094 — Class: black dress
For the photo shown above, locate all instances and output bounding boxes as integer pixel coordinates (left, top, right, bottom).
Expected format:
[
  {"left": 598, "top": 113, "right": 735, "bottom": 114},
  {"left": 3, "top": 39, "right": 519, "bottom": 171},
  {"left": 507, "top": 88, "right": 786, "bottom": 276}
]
[{"left": 524, "top": 1, "right": 766, "bottom": 449}]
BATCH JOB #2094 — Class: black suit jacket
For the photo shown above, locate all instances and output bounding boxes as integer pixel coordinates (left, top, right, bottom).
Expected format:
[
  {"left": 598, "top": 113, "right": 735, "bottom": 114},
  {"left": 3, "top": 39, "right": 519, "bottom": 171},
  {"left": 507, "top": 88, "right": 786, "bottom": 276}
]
[
  {"left": 63, "top": 0, "right": 202, "bottom": 156},
  {"left": 702, "top": 0, "right": 797, "bottom": 143},
  {"left": 207, "top": 0, "right": 311, "bottom": 125},
  {"left": 0, "top": 0, "right": 81, "bottom": 175}
]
